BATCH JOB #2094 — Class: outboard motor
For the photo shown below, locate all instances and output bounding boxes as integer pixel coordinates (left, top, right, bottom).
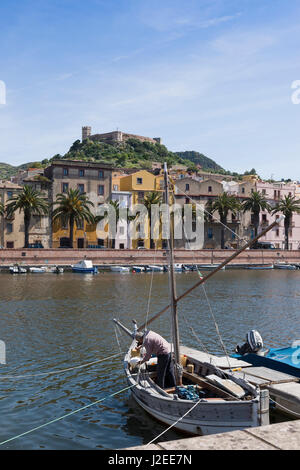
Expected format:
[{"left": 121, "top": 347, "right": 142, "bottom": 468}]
[{"left": 235, "top": 330, "right": 263, "bottom": 355}]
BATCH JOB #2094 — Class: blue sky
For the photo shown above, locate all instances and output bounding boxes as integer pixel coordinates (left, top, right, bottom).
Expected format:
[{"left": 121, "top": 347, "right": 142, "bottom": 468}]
[{"left": 0, "top": 0, "right": 300, "bottom": 180}]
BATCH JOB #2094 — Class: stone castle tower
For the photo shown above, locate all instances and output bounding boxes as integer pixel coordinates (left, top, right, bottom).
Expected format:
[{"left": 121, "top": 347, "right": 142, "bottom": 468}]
[{"left": 82, "top": 126, "right": 92, "bottom": 141}]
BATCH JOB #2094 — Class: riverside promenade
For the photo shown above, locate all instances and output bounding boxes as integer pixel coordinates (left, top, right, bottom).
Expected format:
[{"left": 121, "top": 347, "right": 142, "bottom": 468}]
[
  {"left": 124, "top": 419, "right": 300, "bottom": 450},
  {"left": 0, "top": 248, "right": 300, "bottom": 267}
]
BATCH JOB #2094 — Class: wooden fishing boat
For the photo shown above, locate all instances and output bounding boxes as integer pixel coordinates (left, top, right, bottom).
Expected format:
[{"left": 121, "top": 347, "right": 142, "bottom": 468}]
[{"left": 114, "top": 164, "right": 284, "bottom": 437}]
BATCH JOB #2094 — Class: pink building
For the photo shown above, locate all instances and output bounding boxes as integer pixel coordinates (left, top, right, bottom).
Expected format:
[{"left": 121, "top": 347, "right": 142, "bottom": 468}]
[{"left": 256, "top": 182, "right": 300, "bottom": 250}]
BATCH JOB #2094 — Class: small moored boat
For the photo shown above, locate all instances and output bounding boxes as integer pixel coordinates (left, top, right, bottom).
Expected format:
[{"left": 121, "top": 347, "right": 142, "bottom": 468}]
[
  {"left": 274, "top": 262, "right": 297, "bottom": 270},
  {"left": 29, "top": 266, "right": 47, "bottom": 273},
  {"left": 110, "top": 266, "right": 130, "bottom": 273},
  {"left": 132, "top": 266, "right": 145, "bottom": 273},
  {"left": 72, "top": 260, "right": 98, "bottom": 274},
  {"left": 9, "top": 265, "right": 27, "bottom": 274}
]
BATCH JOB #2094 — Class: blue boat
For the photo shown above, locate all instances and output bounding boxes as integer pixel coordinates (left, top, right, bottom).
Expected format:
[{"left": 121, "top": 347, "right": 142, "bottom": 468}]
[
  {"left": 233, "top": 332, "right": 300, "bottom": 378},
  {"left": 72, "top": 260, "right": 98, "bottom": 274}
]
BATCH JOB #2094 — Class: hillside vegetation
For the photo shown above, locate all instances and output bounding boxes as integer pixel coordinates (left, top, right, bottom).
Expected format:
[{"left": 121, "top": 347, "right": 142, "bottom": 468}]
[
  {"left": 47, "top": 138, "right": 224, "bottom": 172},
  {"left": 0, "top": 139, "right": 228, "bottom": 180}
]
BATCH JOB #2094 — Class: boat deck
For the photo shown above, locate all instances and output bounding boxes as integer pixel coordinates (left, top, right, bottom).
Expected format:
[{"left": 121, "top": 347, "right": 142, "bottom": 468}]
[{"left": 181, "top": 345, "right": 300, "bottom": 417}]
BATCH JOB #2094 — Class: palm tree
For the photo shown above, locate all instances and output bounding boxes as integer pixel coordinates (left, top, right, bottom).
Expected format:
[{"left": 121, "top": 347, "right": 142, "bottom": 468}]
[
  {"left": 6, "top": 185, "right": 49, "bottom": 248},
  {"left": 272, "top": 195, "right": 300, "bottom": 250},
  {"left": 52, "top": 189, "right": 95, "bottom": 248},
  {"left": 0, "top": 202, "right": 4, "bottom": 217},
  {"left": 241, "top": 191, "right": 271, "bottom": 246},
  {"left": 211, "top": 192, "right": 241, "bottom": 249},
  {"left": 143, "top": 191, "right": 162, "bottom": 248}
]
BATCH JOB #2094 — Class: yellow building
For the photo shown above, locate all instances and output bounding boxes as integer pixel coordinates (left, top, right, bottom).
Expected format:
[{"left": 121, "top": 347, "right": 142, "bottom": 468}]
[{"left": 118, "top": 170, "right": 165, "bottom": 249}]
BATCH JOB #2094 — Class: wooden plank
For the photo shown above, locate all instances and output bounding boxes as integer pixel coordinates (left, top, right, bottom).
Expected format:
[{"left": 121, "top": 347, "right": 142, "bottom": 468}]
[
  {"left": 236, "top": 367, "right": 298, "bottom": 384},
  {"left": 182, "top": 370, "right": 239, "bottom": 400},
  {"left": 225, "top": 370, "right": 270, "bottom": 386},
  {"left": 180, "top": 345, "right": 252, "bottom": 369}
]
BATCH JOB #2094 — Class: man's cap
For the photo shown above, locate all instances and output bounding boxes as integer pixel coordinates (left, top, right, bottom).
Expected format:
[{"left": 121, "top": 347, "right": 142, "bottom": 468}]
[{"left": 135, "top": 331, "right": 144, "bottom": 342}]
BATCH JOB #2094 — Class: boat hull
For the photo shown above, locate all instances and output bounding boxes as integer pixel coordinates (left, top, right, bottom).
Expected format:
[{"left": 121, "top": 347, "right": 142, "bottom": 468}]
[
  {"left": 72, "top": 268, "right": 97, "bottom": 273},
  {"left": 127, "top": 375, "right": 261, "bottom": 436}
]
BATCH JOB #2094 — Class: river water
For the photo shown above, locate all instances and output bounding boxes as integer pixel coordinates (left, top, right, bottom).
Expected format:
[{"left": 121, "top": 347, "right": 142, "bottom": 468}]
[{"left": 0, "top": 269, "right": 299, "bottom": 449}]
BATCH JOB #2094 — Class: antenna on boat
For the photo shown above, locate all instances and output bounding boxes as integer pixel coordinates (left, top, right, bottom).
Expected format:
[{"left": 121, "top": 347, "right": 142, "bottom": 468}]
[{"left": 163, "top": 162, "right": 182, "bottom": 386}]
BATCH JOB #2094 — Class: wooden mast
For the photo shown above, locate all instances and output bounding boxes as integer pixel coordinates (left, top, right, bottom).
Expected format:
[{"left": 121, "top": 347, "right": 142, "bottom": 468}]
[{"left": 163, "top": 162, "right": 182, "bottom": 386}]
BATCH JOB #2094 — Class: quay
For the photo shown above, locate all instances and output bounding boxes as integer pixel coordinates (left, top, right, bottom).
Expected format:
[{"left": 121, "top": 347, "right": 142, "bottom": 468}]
[
  {"left": 1, "top": 248, "right": 300, "bottom": 267},
  {"left": 124, "top": 419, "right": 300, "bottom": 450}
]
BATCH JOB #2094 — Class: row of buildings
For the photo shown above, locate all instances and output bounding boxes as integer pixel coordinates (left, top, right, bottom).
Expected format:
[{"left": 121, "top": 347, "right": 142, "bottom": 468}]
[{"left": 1, "top": 158, "right": 300, "bottom": 250}]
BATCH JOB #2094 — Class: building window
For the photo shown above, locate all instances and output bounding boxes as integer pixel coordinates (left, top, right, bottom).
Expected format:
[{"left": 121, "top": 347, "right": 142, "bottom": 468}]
[
  {"left": 262, "top": 214, "right": 267, "bottom": 222},
  {"left": 137, "top": 177, "right": 143, "bottom": 185},
  {"left": 6, "top": 223, "right": 13, "bottom": 233},
  {"left": 185, "top": 183, "right": 190, "bottom": 191},
  {"left": 113, "top": 184, "right": 119, "bottom": 191},
  {"left": 7, "top": 190, "right": 13, "bottom": 199},
  {"left": 6, "top": 241, "right": 14, "bottom": 248},
  {"left": 98, "top": 185, "right": 104, "bottom": 196},
  {"left": 241, "top": 187, "right": 245, "bottom": 194},
  {"left": 119, "top": 226, "right": 125, "bottom": 235},
  {"left": 208, "top": 228, "right": 213, "bottom": 239},
  {"left": 62, "top": 182, "right": 69, "bottom": 193},
  {"left": 63, "top": 168, "right": 68, "bottom": 176},
  {"left": 262, "top": 189, "right": 266, "bottom": 195},
  {"left": 79, "top": 169, "right": 85, "bottom": 177},
  {"left": 119, "top": 243, "right": 125, "bottom": 249},
  {"left": 276, "top": 228, "right": 280, "bottom": 237},
  {"left": 98, "top": 170, "right": 104, "bottom": 179},
  {"left": 208, "top": 186, "right": 212, "bottom": 193},
  {"left": 78, "top": 184, "right": 85, "bottom": 194}
]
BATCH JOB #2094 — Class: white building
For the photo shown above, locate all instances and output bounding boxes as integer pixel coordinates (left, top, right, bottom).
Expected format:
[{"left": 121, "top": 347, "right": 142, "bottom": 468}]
[{"left": 111, "top": 191, "right": 132, "bottom": 249}]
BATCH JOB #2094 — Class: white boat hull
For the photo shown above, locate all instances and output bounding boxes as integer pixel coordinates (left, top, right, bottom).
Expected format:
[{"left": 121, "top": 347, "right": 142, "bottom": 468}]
[
  {"left": 123, "top": 342, "right": 267, "bottom": 437},
  {"left": 110, "top": 266, "right": 130, "bottom": 272},
  {"left": 130, "top": 382, "right": 260, "bottom": 436}
]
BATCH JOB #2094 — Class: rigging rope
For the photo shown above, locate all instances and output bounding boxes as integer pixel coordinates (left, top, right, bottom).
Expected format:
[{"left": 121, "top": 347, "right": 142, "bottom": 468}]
[{"left": 0, "top": 352, "right": 124, "bottom": 380}]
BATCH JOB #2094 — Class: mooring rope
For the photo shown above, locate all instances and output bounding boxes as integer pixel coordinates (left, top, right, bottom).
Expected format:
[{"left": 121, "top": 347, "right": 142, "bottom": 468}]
[
  {"left": 145, "top": 398, "right": 201, "bottom": 447},
  {"left": 0, "top": 383, "right": 136, "bottom": 447},
  {"left": 0, "top": 352, "right": 124, "bottom": 380}
]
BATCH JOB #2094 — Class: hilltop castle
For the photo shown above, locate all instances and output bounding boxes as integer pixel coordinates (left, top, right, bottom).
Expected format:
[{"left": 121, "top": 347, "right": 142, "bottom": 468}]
[{"left": 82, "top": 126, "right": 162, "bottom": 145}]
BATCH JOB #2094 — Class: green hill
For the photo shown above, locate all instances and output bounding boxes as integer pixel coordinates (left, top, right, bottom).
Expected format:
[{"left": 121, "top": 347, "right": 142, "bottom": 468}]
[
  {"left": 48, "top": 138, "right": 223, "bottom": 172},
  {"left": 175, "top": 151, "right": 225, "bottom": 172},
  {"left": 0, "top": 140, "right": 226, "bottom": 180},
  {"left": 0, "top": 163, "right": 19, "bottom": 181}
]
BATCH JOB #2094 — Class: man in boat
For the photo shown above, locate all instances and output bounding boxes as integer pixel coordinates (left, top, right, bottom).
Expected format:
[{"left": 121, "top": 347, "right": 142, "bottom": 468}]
[{"left": 135, "top": 331, "right": 176, "bottom": 389}]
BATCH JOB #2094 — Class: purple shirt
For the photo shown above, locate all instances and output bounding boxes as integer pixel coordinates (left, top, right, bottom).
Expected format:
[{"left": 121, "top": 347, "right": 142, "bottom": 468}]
[{"left": 142, "top": 331, "right": 171, "bottom": 362}]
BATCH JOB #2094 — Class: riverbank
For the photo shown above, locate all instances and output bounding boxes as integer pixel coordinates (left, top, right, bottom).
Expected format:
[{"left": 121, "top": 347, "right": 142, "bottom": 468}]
[{"left": 0, "top": 248, "right": 299, "bottom": 267}]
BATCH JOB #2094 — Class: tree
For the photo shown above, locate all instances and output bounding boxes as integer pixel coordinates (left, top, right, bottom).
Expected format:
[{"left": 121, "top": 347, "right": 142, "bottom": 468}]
[
  {"left": 0, "top": 202, "right": 4, "bottom": 216},
  {"left": 241, "top": 191, "right": 271, "bottom": 245},
  {"left": 6, "top": 185, "right": 49, "bottom": 248},
  {"left": 52, "top": 189, "right": 95, "bottom": 248},
  {"left": 272, "top": 195, "right": 300, "bottom": 250},
  {"left": 143, "top": 191, "right": 162, "bottom": 248},
  {"left": 211, "top": 192, "right": 241, "bottom": 249}
]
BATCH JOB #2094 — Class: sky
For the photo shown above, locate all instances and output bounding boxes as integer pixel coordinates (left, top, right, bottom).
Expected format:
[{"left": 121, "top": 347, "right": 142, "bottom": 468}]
[{"left": 0, "top": 0, "right": 300, "bottom": 180}]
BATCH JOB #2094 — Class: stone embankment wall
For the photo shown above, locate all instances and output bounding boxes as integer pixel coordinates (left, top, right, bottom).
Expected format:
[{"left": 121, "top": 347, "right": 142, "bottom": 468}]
[{"left": 0, "top": 249, "right": 299, "bottom": 266}]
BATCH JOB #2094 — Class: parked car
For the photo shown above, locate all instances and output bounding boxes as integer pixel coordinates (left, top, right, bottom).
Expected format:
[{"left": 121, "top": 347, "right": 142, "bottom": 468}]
[
  {"left": 253, "top": 242, "right": 276, "bottom": 249},
  {"left": 28, "top": 243, "right": 44, "bottom": 249}
]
